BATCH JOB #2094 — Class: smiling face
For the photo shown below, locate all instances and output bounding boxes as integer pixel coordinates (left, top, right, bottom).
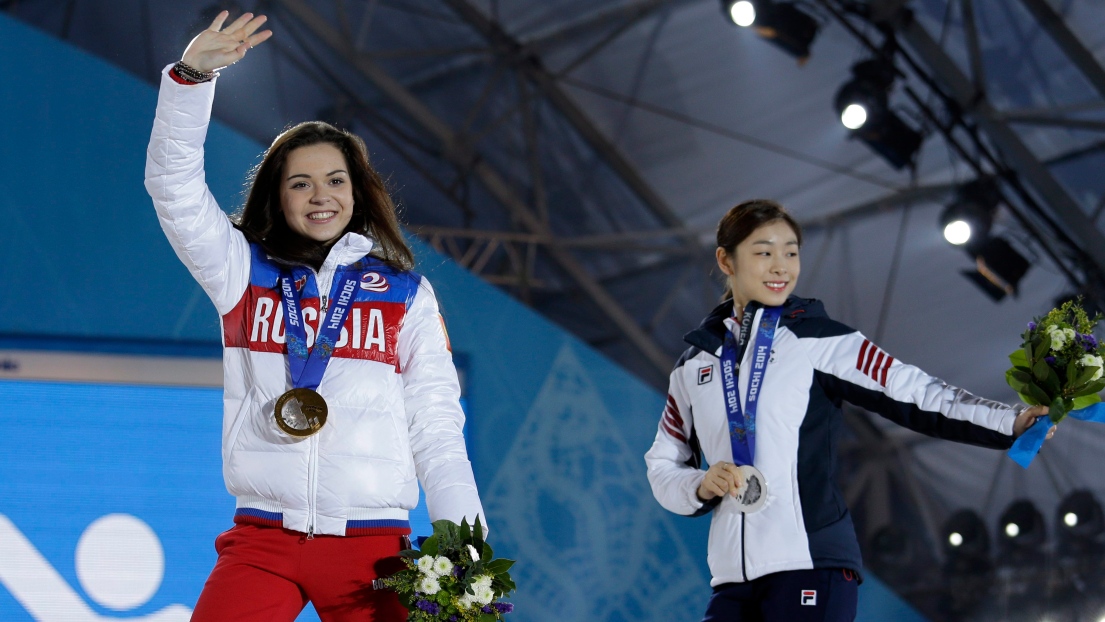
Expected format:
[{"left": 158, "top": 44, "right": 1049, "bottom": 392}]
[
  {"left": 279, "top": 143, "right": 355, "bottom": 244},
  {"left": 717, "top": 219, "right": 801, "bottom": 312}
]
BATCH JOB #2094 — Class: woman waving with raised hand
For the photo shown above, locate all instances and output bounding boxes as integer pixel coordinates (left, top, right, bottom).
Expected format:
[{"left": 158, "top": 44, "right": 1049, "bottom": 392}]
[
  {"left": 146, "top": 10, "right": 487, "bottom": 621},
  {"left": 644, "top": 199, "right": 1052, "bottom": 622}
]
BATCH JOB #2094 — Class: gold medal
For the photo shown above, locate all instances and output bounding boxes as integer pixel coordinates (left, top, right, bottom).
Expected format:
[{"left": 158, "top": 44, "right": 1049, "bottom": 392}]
[{"left": 274, "top": 388, "right": 328, "bottom": 437}]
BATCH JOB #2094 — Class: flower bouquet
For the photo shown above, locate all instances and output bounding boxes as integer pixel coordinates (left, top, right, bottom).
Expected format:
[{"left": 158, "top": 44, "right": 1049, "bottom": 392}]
[
  {"left": 1005, "top": 298, "right": 1105, "bottom": 467},
  {"left": 377, "top": 517, "right": 515, "bottom": 621}
]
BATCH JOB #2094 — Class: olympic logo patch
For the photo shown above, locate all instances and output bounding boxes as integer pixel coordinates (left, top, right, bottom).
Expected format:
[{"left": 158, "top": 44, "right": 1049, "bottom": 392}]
[{"left": 359, "top": 272, "right": 389, "bottom": 293}]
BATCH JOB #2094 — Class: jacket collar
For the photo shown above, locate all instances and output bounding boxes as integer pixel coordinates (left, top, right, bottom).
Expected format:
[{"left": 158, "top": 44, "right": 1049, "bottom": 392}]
[
  {"left": 683, "top": 295, "right": 823, "bottom": 357},
  {"left": 324, "top": 232, "right": 375, "bottom": 270}
]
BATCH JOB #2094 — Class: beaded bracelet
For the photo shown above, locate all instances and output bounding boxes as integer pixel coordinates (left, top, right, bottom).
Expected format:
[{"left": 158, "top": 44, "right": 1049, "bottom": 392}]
[{"left": 173, "top": 61, "right": 216, "bottom": 84}]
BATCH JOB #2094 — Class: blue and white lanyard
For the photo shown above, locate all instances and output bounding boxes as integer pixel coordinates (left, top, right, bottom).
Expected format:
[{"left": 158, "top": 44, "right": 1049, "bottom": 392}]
[
  {"left": 278, "top": 267, "right": 360, "bottom": 391},
  {"left": 720, "top": 305, "right": 782, "bottom": 466}
]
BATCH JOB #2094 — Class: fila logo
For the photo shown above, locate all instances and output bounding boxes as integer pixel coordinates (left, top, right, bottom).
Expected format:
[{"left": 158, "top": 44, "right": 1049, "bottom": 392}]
[
  {"left": 801, "top": 590, "right": 817, "bottom": 606},
  {"left": 856, "top": 339, "right": 894, "bottom": 387},
  {"left": 360, "top": 272, "right": 390, "bottom": 292},
  {"left": 698, "top": 365, "right": 714, "bottom": 385}
]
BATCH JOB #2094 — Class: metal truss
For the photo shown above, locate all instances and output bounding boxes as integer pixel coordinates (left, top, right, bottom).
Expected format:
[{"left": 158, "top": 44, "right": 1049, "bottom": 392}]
[
  {"left": 272, "top": 0, "right": 715, "bottom": 378},
  {"left": 817, "top": 0, "right": 1105, "bottom": 310}
]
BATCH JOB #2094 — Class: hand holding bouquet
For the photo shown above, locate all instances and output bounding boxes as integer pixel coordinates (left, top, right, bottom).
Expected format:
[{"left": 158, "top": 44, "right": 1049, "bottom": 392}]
[
  {"left": 1005, "top": 298, "right": 1104, "bottom": 422},
  {"left": 377, "top": 517, "right": 515, "bottom": 621}
]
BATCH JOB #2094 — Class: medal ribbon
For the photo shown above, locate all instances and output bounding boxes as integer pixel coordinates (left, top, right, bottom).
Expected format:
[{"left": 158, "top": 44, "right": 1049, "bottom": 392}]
[
  {"left": 721, "top": 305, "right": 782, "bottom": 466},
  {"left": 279, "top": 267, "right": 360, "bottom": 390}
]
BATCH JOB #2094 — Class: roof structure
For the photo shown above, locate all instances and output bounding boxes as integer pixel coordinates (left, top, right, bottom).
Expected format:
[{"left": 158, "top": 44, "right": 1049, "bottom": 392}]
[{"left": 6, "top": 0, "right": 1105, "bottom": 618}]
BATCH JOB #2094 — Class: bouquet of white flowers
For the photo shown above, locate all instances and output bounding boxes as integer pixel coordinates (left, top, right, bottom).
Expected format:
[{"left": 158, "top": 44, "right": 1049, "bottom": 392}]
[
  {"left": 1006, "top": 298, "right": 1105, "bottom": 466},
  {"left": 1005, "top": 299, "right": 1104, "bottom": 421},
  {"left": 377, "top": 517, "right": 515, "bottom": 621}
]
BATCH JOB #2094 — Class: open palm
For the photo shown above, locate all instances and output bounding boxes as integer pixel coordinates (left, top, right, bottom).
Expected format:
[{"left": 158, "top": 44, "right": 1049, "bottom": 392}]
[{"left": 181, "top": 11, "right": 272, "bottom": 73}]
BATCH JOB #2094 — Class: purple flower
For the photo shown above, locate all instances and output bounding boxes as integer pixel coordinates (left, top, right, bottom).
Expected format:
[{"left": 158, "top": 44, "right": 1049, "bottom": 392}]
[
  {"left": 1045, "top": 356, "right": 1056, "bottom": 365},
  {"left": 1085, "top": 334, "right": 1099, "bottom": 351},
  {"left": 453, "top": 565, "right": 465, "bottom": 578},
  {"left": 416, "top": 600, "right": 440, "bottom": 615},
  {"left": 494, "top": 602, "right": 514, "bottom": 614},
  {"left": 1028, "top": 322, "right": 1037, "bottom": 330},
  {"left": 482, "top": 605, "right": 493, "bottom": 614}
]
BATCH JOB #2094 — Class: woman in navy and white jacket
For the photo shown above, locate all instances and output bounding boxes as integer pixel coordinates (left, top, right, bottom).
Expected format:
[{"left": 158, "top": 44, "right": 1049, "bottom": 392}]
[
  {"left": 644, "top": 199, "right": 1051, "bottom": 621},
  {"left": 145, "top": 11, "right": 485, "bottom": 621}
]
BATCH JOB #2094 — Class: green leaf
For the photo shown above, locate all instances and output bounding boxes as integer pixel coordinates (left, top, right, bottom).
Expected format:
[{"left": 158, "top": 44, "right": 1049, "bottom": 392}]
[
  {"left": 459, "top": 518, "right": 471, "bottom": 543},
  {"left": 1072, "top": 366, "right": 1100, "bottom": 388},
  {"left": 1009, "top": 348, "right": 1029, "bottom": 368},
  {"left": 1080, "top": 379, "right": 1105, "bottom": 396},
  {"left": 1032, "top": 359, "right": 1050, "bottom": 383},
  {"left": 399, "top": 549, "right": 423, "bottom": 559},
  {"left": 420, "top": 535, "right": 439, "bottom": 557},
  {"left": 485, "top": 559, "right": 515, "bottom": 575},
  {"left": 1025, "top": 382, "right": 1052, "bottom": 406},
  {"left": 1072, "top": 394, "right": 1102, "bottom": 410},
  {"left": 1041, "top": 366, "right": 1062, "bottom": 396},
  {"left": 1034, "top": 333, "right": 1052, "bottom": 360},
  {"left": 1066, "top": 359, "right": 1079, "bottom": 386},
  {"left": 479, "top": 615, "right": 497, "bottom": 622},
  {"left": 473, "top": 515, "right": 485, "bottom": 553},
  {"left": 1050, "top": 396, "right": 1069, "bottom": 424}
]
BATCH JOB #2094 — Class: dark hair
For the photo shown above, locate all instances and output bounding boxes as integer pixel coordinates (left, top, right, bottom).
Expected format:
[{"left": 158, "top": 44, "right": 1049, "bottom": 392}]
[
  {"left": 234, "top": 121, "right": 414, "bottom": 272},
  {"left": 716, "top": 199, "right": 803, "bottom": 300}
]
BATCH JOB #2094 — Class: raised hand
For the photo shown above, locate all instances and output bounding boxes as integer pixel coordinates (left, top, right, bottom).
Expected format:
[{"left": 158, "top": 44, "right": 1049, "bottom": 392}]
[{"left": 181, "top": 10, "right": 273, "bottom": 73}]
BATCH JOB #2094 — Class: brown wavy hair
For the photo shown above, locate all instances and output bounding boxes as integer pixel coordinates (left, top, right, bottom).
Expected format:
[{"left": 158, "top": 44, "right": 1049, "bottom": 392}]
[
  {"left": 716, "top": 199, "right": 803, "bottom": 300},
  {"left": 234, "top": 121, "right": 414, "bottom": 272}
]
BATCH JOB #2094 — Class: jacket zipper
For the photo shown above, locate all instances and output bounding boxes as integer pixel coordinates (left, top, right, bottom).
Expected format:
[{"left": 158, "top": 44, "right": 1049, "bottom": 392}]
[
  {"left": 306, "top": 264, "right": 334, "bottom": 539},
  {"left": 740, "top": 513, "right": 747, "bottom": 581},
  {"left": 307, "top": 433, "right": 318, "bottom": 539}
]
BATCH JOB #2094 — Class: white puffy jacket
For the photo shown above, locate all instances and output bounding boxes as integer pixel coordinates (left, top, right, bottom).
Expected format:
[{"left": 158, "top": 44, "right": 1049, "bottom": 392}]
[{"left": 145, "top": 66, "right": 486, "bottom": 537}]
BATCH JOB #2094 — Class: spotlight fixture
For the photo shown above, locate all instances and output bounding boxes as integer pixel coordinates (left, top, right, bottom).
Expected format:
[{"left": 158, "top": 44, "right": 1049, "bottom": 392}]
[
  {"left": 1057, "top": 490, "right": 1104, "bottom": 546},
  {"left": 940, "top": 180, "right": 999, "bottom": 249},
  {"left": 943, "top": 509, "right": 989, "bottom": 558},
  {"left": 960, "top": 237, "right": 1031, "bottom": 302},
  {"left": 998, "top": 499, "right": 1046, "bottom": 552},
  {"left": 722, "top": 0, "right": 819, "bottom": 61},
  {"left": 834, "top": 59, "right": 922, "bottom": 169}
]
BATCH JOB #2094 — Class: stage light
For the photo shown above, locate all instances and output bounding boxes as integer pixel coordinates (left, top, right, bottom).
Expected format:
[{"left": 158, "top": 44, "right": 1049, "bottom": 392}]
[
  {"left": 943, "top": 510, "right": 989, "bottom": 558},
  {"left": 998, "top": 500, "right": 1046, "bottom": 551},
  {"left": 723, "top": 0, "right": 819, "bottom": 60},
  {"left": 943, "top": 220, "right": 971, "bottom": 245},
  {"left": 834, "top": 59, "right": 923, "bottom": 169},
  {"left": 961, "top": 237, "right": 1031, "bottom": 302},
  {"left": 1057, "top": 490, "right": 1104, "bottom": 541},
  {"left": 940, "top": 179, "right": 998, "bottom": 249},
  {"left": 840, "top": 103, "right": 867, "bottom": 130},
  {"left": 727, "top": 0, "right": 756, "bottom": 26}
]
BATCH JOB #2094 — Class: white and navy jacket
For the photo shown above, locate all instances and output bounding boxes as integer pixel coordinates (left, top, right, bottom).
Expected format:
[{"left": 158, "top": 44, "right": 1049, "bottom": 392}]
[
  {"left": 645, "top": 296, "right": 1018, "bottom": 586},
  {"left": 145, "top": 66, "right": 485, "bottom": 537}
]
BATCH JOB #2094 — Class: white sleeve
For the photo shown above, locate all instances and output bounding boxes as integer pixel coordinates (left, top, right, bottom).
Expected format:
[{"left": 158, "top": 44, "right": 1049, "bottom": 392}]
[
  {"left": 144, "top": 65, "right": 250, "bottom": 315},
  {"left": 645, "top": 362, "right": 710, "bottom": 516},
  {"left": 400, "top": 278, "right": 487, "bottom": 529}
]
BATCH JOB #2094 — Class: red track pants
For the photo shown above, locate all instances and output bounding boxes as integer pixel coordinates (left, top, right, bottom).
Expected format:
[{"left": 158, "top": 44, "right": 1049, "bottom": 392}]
[{"left": 191, "top": 524, "right": 409, "bottom": 621}]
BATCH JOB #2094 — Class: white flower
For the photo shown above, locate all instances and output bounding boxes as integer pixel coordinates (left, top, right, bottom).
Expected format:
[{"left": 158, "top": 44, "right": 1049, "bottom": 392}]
[
  {"left": 1049, "top": 326, "right": 1068, "bottom": 350},
  {"left": 417, "top": 556, "right": 438, "bottom": 577},
  {"left": 419, "top": 576, "right": 441, "bottom": 595},
  {"left": 475, "top": 585, "right": 496, "bottom": 605},
  {"left": 458, "top": 593, "right": 478, "bottom": 609},
  {"left": 432, "top": 556, "right": 454, "bottom": 577},
  {"left": 473, "top": 574, "right": 494, "bottom": 590},
  {"left": 468, "top": 544, "right": 481, "bottom": 562},
  {"left": 1081, "top": 354, "right": 1104, "bottom": 381}
]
